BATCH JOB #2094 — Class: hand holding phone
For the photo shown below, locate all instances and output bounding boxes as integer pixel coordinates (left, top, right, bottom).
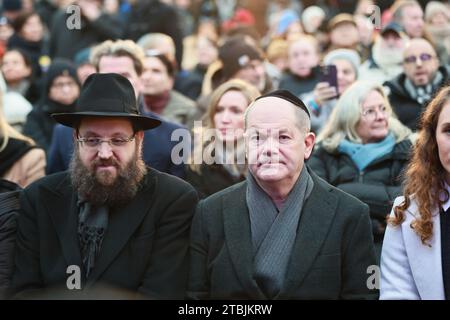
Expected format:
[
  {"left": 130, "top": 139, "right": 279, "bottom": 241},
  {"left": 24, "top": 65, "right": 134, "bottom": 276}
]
[{"left": 318, "top": 65, "right": 339, "bottom": 100}]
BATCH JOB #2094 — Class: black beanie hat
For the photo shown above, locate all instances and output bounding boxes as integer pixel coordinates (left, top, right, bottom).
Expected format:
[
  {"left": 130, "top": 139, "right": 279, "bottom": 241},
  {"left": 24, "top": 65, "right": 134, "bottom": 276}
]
[
  {"left": 219, "top": 38, "right": 263, "bottom": 79},
  {"left": 255, "top": 89, "right": 310, "bottom": 118},
  {"left": 45, "top": 58, "right": 80, "bottom": 94},
  {"left": 3, "top": 0, "right": 22, "bottom": 11}
]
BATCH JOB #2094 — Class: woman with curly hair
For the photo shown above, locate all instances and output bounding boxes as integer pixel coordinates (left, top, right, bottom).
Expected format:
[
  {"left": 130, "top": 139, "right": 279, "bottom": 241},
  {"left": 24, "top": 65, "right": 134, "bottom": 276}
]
[{"left": 381, "top": 85, "right": 450, "bottom": 300}]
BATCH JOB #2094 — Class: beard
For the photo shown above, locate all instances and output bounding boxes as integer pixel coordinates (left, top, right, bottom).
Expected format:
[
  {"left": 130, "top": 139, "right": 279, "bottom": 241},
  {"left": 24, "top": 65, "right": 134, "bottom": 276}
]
[
  {"left": 373, "top": 37, "right": 405, "bottom": 68},
  {"left": 69, "top": 146, "right": 147, "bottom": 207}
]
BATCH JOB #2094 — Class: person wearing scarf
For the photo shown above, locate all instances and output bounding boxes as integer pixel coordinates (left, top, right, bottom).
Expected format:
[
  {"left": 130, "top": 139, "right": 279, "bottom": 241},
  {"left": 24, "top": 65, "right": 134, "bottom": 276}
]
[
  {"left": 188, "top": 89, "right": 377, "bottom": 300},
  {"left": 384, "top": 38, "right": 450, "bottom": 131},
  {"left": 309, "top": 81, "right": 414, "bottom": 260}
]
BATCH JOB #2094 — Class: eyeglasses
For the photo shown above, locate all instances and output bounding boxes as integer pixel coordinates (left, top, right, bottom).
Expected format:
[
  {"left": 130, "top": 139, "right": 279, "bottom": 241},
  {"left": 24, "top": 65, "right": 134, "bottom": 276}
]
[
  {"left": 404, "top": 53, "right": 435, "bottom": 64},
  {"left": 361, "top": 105, "right": 390, "bottom": 119},
  {"left": 52, "top": 81, "right": 78, "bottom": 89},
  {"left": 76, "top": 135, "right": 135, "bottom": 148}
]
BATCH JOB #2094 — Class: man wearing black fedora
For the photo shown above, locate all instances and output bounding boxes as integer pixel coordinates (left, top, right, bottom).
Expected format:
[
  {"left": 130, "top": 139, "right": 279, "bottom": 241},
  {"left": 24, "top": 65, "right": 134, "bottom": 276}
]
[{"left": 12, "top": 73, "right": 198, "bottom": 299}]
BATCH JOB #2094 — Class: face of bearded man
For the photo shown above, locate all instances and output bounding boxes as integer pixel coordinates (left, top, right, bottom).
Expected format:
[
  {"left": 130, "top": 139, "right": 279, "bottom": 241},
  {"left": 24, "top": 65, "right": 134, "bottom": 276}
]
[{"left": 70, "top": 117, "right": 147, "bottom": 207}]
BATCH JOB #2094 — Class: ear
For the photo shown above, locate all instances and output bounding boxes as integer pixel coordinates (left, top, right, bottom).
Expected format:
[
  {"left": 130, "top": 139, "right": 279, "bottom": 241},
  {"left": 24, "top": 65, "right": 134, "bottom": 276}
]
[
  {"left": 303, "top": 132, "right": 316, "bottom": 160},
  {"left": 135, "top": 130, "right": 144, "bottom": 141}
]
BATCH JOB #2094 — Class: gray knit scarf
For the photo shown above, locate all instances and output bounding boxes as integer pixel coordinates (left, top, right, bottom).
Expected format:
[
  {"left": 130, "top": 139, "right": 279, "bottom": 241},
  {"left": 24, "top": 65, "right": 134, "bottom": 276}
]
[
  {"left": 404, "top": 69, "right": 444, "bottom": 105},
  {"left": 77, "top": 199, "right": 109, "bottom": 279},
  {"left": 246, "top": 166, "right": 314, "bottom": 298}
]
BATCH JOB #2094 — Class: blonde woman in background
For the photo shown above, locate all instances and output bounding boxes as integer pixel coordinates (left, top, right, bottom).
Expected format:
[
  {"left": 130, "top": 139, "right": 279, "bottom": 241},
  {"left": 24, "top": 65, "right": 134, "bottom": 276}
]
[
  {"left": 186, "top": 79, "right": 260, "bottom": 199},
  {"left": 308, "top": 81, "right": 414, "bottom": 259},
  {"left": 0, "top": 92, "right": 45, "bottom": 187}
]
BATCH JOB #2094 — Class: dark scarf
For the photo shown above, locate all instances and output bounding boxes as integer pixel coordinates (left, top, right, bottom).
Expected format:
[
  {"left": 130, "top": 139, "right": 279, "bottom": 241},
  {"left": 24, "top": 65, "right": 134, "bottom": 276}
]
[
  {"left": 0, "top": 138, "right": 34, "bottom": 177},
  {"left": 143, "top": 91, "right": 170, "bottom": 115},
  {"left": 77, "top": 198, "right": 109, "bottom": 279},
  {"left": 246, "top": 166, "right": 314, "bottom": 298}
]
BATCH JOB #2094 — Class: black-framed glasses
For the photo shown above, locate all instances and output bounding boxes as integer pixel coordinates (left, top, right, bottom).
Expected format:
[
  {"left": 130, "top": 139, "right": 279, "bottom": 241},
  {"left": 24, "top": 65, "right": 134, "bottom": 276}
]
[
  {"left": 76, "top": 135, "right": 135, "bottom": 148},
  {"left": 404, "top": 53, "right": 435, "bottom": 64},
  {"left": 52, "top": 81, "right": 78, "bottom": 89}
]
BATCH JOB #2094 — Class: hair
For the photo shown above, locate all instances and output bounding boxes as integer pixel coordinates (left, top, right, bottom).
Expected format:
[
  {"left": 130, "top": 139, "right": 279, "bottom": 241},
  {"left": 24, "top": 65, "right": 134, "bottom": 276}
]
[
  {"left": 90, "top": 40, "right": 145, "bottom": 76},
  {"left": 143, "top": 52, "right": 177, "bottom": 78},
  {"left": 317, "top": 81, "right": 412, "bottom": 152},
  {"left": 389, "top": 86, "right": 450, "bottom": 245},
  {"left": 189, "top": 79, "right": 260, "bottom": 171},
  {"left": 11, "top": 10, "right": 41, "bottom": 33},
  {"left": 137, "top": 33, "right": 176, "bottom": 63},
  {"left": 205, "top": 79, "right": 261, "bottom": 130},
  {"left": 0, "top": 91, "right": 34, "bottom": 152},
  {"left": 392, "top": 0, "right": 422, "bottom": 22},
  {"left": 287, "top": 34, "right": 320, "bottom": 55},
  {"left": 3, "top": 48, "right": 33, "bottom": 68}
]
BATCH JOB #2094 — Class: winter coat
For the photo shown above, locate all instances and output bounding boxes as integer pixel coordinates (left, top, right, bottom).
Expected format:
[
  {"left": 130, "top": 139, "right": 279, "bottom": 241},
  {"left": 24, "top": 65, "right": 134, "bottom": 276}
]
[
  {"left": 308, "top": 138, "right": 413, "bottom": 246},
  {"left": 0, "top": 179, "right": 21, "bottom": 299}
]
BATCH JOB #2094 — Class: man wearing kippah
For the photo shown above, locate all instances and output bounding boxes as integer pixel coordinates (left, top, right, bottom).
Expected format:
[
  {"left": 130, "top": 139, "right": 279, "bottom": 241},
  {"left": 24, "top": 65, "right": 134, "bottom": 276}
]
[
  {"left": 12, "top": 73, "right": 198, "bottom": 299},
  {"left": 188, "top": 90, "right": 378, "bottom": 300}
]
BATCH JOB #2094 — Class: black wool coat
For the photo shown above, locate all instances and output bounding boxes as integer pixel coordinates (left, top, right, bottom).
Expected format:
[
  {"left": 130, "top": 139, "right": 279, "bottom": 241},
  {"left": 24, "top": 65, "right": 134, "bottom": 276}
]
[
  {"left": 308, "top": 139, "right": 412, "bottom": 243},
  {"left": 187, "top": 169, "right": 378, "bottom": 300},
  {"left": 12, "top": 168, "right": 198, "bottom": 299},
  {"left": 185, "top": 164, "right": 245, "bottom": 200}
]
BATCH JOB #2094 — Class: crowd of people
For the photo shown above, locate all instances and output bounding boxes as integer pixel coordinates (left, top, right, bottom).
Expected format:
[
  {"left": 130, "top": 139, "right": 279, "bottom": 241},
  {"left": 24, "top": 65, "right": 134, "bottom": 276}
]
[{"left": 0, "top": 0, "right": 449, "bottom": 300}]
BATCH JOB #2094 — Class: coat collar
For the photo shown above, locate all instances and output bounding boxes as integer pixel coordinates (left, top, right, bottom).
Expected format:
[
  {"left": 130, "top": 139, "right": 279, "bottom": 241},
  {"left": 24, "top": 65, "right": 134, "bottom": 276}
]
[
  {"left": 222, "top": 181, "right": 267, "bottom": 299},
  {"left": 277, "top": 171, "right": 338, "bottom": 298},
  {"left": 222, "top": 169, "right": 338, "bottom": 299},
  {"left": 401, "top": 197, "right": 445, "bottom": 299},
  {"left": 41, "top": 169, "right": 157, "bottom": 285}
]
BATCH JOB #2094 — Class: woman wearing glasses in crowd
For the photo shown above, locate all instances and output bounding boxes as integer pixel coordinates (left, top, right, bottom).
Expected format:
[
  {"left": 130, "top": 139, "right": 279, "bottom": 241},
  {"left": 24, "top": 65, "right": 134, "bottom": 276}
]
[
  {"left": 308, "top": 81, "right": 414, "bottom": 260},
  {"left": 381, "top": 86, "right": 450, "bottom": 300},
  {"left": 186, "top": 79, "right": 260, "bottom": 199},
  {"left": 23, "top": 58, "right": 80, "bottom": 153}
]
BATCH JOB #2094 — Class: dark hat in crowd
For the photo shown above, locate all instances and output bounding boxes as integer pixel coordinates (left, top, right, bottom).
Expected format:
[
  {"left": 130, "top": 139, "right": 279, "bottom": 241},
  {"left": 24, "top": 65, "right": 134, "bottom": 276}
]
[
  {"left": 219, "top": 38, "right": 263, "bottom": 79},
  {"left": 52, "top": 73, "right": 161, "bottom": 130},
  {"left": 2, "top": 0, "right": 22, "bottom": 11},
  {"left": 327, "top": 13, "right": 357, "bottom": 31},
  {"left": 255, "top": 89, "right": 310, "bottom": 118},
  {"left": 74, "top": 47, "right": 92, "bottom": 67},
  {"left": 45, "top": 58, "right": 81, "bottom": 93},
  {"left": 380, "top": 22, "right": 404, "bottom": 37}
]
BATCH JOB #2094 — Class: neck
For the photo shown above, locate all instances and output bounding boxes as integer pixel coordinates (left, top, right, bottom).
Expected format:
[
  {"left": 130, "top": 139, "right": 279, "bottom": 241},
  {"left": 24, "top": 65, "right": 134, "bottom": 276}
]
[
  {"left": 256, "top": 170, "right": 302, "bottom": 209},
  {"left": 143, "top": 91, "right": 170, "bottom": 114}
]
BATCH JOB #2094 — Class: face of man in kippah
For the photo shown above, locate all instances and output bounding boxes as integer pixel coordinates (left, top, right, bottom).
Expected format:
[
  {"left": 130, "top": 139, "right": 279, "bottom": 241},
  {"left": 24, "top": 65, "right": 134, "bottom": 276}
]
[{"left": 245, "top": 97, "right": 315, "bottom": 187}]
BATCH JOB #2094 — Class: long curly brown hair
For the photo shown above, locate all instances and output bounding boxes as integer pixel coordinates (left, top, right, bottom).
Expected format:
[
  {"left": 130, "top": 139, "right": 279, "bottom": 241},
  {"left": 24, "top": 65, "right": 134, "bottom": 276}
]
[{"left": 390, "top": 86, "right": 450, "bottom": 245}]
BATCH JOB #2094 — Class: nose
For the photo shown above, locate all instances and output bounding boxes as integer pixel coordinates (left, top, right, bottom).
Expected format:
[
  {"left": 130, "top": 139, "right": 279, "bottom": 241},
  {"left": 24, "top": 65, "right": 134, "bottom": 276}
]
[
  {"left": 220, "top": 110, "right": 232, "bottom": 124},
  {"left": 97, "top": 141, "right": 113, "bottom": 159},
  {"left": 260, "top": 135, "right": 279, "bottom": 157},
  {"left": 375, "top": 109, "right": 387, "bottom": 121},
  {"left": 415, "top": 57, "right": 423, "bottom": 67}
]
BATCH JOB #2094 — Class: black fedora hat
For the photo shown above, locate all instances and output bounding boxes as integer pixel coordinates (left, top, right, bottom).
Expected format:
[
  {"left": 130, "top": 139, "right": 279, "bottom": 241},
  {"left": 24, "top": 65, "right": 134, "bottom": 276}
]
[{"left": 52, "top": 73, "right": 161, "bottom": 130}]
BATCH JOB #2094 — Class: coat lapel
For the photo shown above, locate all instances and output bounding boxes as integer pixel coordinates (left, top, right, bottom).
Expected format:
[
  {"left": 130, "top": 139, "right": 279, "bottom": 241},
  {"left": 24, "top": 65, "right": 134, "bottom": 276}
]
[
  {"left": 85, "top": 172, "right": 156, "bottom": 286},
  {"left": 222, "top": 182, "right": 267, "bottom": 299},
  {"left": 43, "top": 175, "right": 82, "bottom": 269},
  {"left": 277, "top": 174, "right": 338, "bottom": 298},
  {"left": 403, "top": 202, "right": 445, "bottom": 299}
]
